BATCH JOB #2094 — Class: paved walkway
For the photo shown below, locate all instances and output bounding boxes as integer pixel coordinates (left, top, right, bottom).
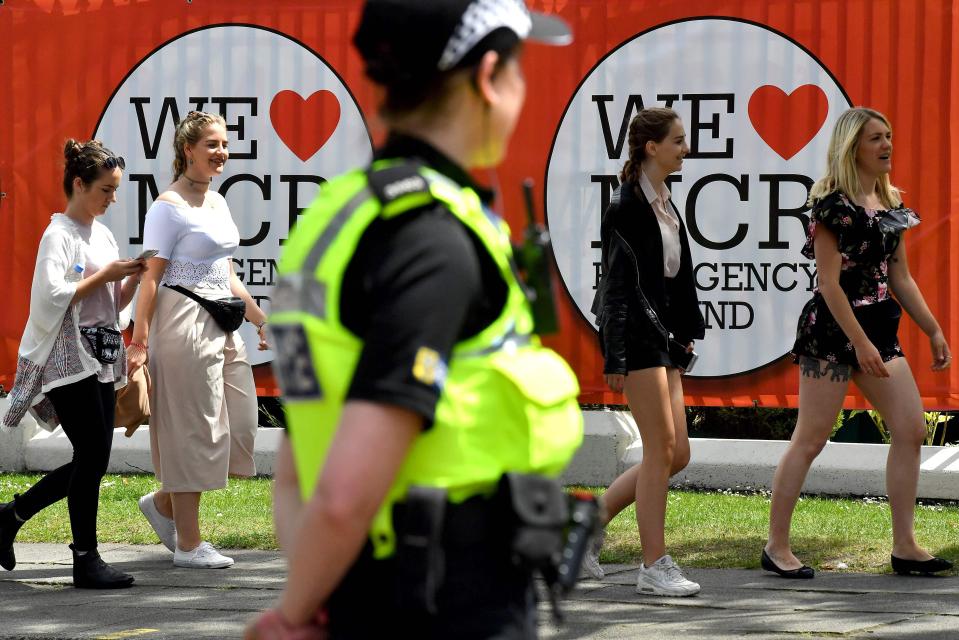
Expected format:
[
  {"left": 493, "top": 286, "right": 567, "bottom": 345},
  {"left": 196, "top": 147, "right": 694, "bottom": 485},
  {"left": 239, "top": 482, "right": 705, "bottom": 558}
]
[{"left": 2, "top": 544, "right": 957, "bottom": 639}]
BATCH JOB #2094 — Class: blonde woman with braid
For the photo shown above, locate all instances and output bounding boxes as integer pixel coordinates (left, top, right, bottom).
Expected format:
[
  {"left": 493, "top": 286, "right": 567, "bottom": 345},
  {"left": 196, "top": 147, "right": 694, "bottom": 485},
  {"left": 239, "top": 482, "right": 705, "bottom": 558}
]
[
  {"left": 128, "top": 111, "right": 269, "bottom": 569},
  {"left": 764, "top": 107, "right": 952, "bottom": 579}
]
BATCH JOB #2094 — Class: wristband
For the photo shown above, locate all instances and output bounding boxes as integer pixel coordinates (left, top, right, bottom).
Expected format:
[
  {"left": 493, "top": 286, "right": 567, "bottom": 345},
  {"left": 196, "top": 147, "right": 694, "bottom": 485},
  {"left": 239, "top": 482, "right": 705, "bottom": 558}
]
[
  {"left": 255, "top": 319, "right": 268, "bottom": 330},
  {"left": 128, "top": 341, "right": 148, "bottom": 351}
]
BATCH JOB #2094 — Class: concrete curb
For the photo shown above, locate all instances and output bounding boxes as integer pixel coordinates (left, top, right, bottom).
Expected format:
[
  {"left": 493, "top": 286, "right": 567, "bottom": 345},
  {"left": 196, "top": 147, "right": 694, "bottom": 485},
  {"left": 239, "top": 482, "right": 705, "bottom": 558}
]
[
  {"left": 4, "top": 410, "right": 959, "bottom": 499},
  {"left": 23, "top": 424, "right": 287, "bottom": 476}
]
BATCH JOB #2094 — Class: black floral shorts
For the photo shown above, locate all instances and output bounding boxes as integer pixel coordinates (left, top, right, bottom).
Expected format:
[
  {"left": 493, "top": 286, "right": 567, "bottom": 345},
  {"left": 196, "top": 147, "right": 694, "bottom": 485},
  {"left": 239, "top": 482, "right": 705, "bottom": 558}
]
[{"left": 792, "top": 295, "right": 904, "bottom": 369}]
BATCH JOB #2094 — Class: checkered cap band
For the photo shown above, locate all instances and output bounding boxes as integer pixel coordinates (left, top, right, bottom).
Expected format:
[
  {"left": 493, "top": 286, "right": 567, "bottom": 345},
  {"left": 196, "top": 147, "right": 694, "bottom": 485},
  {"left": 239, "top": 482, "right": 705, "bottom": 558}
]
[{"left": 437, "top": 0, "right": 532, "bottom": 70}]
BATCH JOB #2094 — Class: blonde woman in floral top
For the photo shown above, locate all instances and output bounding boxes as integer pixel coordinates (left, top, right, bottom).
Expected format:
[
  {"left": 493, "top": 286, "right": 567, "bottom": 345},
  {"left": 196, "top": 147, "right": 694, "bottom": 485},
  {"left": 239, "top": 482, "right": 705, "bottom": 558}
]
[{"left": 763, "top": 108, "right": 952, "bottom": 579}]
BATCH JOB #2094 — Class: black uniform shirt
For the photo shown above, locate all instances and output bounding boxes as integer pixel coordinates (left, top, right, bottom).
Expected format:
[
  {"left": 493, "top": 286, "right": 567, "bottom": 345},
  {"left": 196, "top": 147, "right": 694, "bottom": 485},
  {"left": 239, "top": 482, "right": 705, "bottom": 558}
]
[{"left": 339, "top": 134, "right": 508, "bottom": 426}]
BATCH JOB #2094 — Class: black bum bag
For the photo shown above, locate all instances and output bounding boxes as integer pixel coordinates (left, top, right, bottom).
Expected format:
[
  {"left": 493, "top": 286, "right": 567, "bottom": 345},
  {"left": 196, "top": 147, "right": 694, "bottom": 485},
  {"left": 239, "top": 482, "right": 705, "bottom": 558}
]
[
  {"left": 79, "top": 326, "right": 123, "bottom": 364},
  {"left": 164, "top": 284, "right": 246, "bottom": 332}
]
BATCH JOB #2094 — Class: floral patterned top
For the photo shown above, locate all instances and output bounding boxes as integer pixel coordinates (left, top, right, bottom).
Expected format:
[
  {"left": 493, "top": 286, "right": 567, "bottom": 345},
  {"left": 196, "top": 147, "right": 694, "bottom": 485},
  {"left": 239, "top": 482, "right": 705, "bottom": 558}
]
[
  {"left": 792, "top": 190, "right": 920, "bottom": 367},
  {"left": 802, "top": 191, "right": 919, "bottom": 306}
]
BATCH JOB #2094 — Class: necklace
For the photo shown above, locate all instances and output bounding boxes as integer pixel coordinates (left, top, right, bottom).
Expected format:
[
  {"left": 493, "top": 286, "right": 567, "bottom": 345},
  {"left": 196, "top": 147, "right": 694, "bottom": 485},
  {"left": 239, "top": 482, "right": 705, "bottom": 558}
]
[{"left": 182, "top": 171, "right": 212, "bottom": 190}]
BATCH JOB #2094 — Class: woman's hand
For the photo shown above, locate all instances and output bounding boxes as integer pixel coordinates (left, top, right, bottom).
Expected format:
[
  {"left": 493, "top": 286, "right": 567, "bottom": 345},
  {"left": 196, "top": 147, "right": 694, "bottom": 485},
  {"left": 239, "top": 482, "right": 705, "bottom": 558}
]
[
  {"left": 101, "top": 259, "right": 144, "bottom": 283},
  {"left": 257, "top": 323, "right": 270, "bottom": 351},
  {"left": 126, "top": 343, "right": 148, "bottom": 376},
  {"left": 930, "top": 330, "right": 952, "bottom": 371},
  {"left": 605, "top": 373, "right": 625, "bottom": 393},
  {"left": 853, "top": 339, "right": 890, "bottom": 378}
]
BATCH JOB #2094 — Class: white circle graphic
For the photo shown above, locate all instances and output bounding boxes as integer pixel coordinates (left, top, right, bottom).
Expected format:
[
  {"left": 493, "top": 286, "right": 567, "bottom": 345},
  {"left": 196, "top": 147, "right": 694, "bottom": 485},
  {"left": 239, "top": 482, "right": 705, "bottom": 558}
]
[
  {"left": 94, "top": 24, "right": 372, "bottom": 365},
  {"left": 546, "top": 18, "right": 851, "bottom": 377}
]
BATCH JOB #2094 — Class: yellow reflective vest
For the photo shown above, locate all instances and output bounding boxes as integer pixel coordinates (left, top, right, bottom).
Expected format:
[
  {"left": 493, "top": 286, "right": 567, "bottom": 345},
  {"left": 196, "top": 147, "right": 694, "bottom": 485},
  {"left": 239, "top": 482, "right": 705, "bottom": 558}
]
[{"left": 270, "top": 160, "right": 583, "bottom": 558}]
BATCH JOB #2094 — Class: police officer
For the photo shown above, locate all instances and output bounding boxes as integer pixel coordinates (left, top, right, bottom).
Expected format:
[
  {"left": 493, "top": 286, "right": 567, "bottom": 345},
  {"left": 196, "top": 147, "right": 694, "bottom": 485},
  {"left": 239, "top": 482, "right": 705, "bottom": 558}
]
[{"left": 244, "top": 1, "right": 582, "bottom": 638}]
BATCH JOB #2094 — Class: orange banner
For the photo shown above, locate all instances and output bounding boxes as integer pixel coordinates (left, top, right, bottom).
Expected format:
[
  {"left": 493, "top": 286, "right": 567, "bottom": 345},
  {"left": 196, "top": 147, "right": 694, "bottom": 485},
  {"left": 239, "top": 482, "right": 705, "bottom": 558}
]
[{"left": 1, "top": 1, "right": 957, "bottom": 409}]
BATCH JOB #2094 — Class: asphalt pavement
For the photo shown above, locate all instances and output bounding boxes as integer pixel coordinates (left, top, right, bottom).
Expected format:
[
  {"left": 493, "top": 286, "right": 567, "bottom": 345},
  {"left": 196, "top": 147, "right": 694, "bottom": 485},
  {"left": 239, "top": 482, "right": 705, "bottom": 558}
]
[{"left": 2, "top": 544, "right": 957, "bottom": 639}]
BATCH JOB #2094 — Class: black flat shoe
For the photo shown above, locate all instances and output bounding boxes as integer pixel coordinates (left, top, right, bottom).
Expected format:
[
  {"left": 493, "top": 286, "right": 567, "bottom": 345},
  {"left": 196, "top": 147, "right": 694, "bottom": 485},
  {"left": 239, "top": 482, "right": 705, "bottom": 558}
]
[
  {"left": 71, "top": 545, "right": 134, "bottom": 589},
  {"left": 0, "top": 497, "right": 25, "bottom": 571},
  {"left": 891, "top": 555, "right": 953, "bottom": 576},
  {"left": 761, "top": 549, "right": 815, "bottom": 579}
]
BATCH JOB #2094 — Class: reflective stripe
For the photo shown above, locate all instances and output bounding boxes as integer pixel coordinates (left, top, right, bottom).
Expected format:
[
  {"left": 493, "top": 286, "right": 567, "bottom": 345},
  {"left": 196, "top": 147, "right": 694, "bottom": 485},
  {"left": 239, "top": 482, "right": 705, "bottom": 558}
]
[
  {"left": 273, "top": 272, "right": 329, "bottom": 319},
  {"left": 456, "top": 322, "right": 531, "bottom": 358},
  {"left": 303, "top": 187, "right": 372, "bottom": 275}
]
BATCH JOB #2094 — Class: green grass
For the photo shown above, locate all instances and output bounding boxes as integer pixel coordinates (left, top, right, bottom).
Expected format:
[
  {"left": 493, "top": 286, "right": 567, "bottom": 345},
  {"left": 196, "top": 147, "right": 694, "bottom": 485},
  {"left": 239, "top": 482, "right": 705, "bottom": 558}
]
[
  {"left": 599, "top": 488, "right": 959, "bottom": 574},
  {"left": 4, "top": 473, "right": 958, "bottom": 573},
  {"left": 1, "top": 473, "right": 275, "bottom": 549}
]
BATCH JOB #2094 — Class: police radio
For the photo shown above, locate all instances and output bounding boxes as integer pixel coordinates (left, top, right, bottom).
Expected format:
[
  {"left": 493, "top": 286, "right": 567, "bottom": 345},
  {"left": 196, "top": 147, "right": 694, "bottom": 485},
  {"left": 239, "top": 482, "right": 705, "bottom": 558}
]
[{"left": 515, "top": 178, "right": 560, "bottom": 335}]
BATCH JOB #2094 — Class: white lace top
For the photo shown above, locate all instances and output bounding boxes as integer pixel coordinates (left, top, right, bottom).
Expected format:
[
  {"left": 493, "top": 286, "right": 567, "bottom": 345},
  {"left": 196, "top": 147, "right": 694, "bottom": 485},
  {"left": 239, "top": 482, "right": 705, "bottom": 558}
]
[{"left": 143, "top": 199, "right": 239, "bottom": 291}]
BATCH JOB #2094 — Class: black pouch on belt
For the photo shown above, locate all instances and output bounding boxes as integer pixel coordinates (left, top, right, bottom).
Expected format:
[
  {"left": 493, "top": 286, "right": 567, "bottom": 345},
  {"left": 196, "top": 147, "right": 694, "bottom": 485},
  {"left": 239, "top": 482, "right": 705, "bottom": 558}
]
[
  {"left": 164, "top": 284, "right": 246, "bottom": 332},
  {"left": 79, "top": 326, "right": 123, "bottom": 364},
  {"left": 497, "top": 473, "right": 568, "bottom": 571},
  {"left": 392, "top": 485, "right": 447, "bottom": 615}
]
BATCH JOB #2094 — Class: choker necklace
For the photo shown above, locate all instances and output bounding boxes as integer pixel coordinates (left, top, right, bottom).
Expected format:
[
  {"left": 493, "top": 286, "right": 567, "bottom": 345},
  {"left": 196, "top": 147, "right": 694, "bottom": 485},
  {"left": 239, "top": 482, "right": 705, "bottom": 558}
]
[{"left": 182, "top": 171, "right": 213, "bottom": 189}]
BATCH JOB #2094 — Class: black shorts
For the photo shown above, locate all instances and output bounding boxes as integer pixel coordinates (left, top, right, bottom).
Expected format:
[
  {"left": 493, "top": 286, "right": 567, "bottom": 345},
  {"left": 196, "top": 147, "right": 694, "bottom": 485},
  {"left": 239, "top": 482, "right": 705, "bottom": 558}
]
[
  {"left": 626, "top": 280, "right": 681, "bottom": 371},
  {"left": 626, "top": 333, "right": 674, "bottom": 371},
  {"left": 792, "top": 296, "right": 904, "bottom": 369}
]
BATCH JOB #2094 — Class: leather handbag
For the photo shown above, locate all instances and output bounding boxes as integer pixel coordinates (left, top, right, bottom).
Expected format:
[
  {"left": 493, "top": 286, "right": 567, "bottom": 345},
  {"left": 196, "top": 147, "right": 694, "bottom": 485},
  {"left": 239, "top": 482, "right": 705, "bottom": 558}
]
[
  {"left": 164, "top": 284, "right": 246, "bottom": 332},
  {"left": 115, "top": 364, "right": 151, "bottom": 437}
]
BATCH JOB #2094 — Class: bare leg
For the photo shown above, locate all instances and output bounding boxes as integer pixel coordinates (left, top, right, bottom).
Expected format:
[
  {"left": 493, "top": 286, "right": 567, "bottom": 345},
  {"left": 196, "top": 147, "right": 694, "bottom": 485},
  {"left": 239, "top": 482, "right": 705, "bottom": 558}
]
[
  {"left": 854, "top": 358, "right": 933, "bottom": 561},
  {"left": 766, "top": 357, "right": 849, "bottom": 570},
  {"left": 153, "top": 490, "right": 173, "bottom": 519},
  {"left": 622, "top": 367, "right": 676, "bottom": 565},
  {"left": 599, "top": 369, "right": 689, "bottom": 526},
  {"left": 170, "top": 492, "right": 202, "bottom": 551}
]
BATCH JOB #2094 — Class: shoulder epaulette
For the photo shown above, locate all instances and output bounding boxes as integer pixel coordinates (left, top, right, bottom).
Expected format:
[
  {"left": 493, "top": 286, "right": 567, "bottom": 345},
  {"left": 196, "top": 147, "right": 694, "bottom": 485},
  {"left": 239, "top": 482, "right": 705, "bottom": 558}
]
[{"left": 366, "top": 160, "right": 432, "bottom": 206}]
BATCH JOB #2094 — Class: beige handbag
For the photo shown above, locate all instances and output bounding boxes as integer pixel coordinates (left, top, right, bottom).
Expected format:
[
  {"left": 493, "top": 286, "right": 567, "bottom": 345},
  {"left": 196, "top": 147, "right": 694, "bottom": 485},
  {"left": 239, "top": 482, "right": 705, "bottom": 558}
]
[{"left": 115, "top": 365, "right": 151, "bottom": 437}]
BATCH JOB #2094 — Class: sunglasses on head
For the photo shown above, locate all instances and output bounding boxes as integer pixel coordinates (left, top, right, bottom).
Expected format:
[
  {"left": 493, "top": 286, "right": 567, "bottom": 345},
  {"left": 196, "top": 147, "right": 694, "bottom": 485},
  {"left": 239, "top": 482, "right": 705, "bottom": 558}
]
[{"left": 88, "top": 155, "right": 126, "bottom": 171}]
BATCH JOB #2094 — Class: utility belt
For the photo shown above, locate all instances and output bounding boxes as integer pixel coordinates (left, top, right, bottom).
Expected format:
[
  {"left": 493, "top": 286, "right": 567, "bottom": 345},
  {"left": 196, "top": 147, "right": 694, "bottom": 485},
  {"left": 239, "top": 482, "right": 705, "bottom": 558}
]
[{"left": 391, "top": 473, "right": 602, "bottom": 622}]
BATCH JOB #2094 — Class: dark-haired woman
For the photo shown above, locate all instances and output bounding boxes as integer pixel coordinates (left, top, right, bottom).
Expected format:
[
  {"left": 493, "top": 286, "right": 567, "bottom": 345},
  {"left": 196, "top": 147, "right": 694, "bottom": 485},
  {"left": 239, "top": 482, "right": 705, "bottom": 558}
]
[
  {"left": 245, "top": 1, "right": 582, "bottom": 638},
  {"left": 0, "top": 140, "right": 145, "bottom": 588},
  {"left": 589, "top": 108, "right": 705, "bottom": 597}
]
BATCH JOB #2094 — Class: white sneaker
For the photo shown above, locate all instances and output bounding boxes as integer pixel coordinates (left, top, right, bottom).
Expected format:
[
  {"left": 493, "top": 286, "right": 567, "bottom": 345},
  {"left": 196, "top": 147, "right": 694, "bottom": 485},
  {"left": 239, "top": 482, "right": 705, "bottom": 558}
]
[
  {"left": 138, "top": 492, "right": 176, "bottom": 552},
  {"left": 173, "top": 541, "right": 234, "bottom": 569},
  {"left": 581, "top": 529, "right": 605, "bottom": 580},
  {"left": 636, "top": 554, "right": 700, "bottom": 597}
]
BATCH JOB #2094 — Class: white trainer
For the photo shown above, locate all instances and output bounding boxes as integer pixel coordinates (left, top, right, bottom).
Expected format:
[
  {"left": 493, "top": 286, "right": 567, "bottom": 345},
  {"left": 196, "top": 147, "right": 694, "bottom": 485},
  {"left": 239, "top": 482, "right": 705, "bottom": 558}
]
[
  {"left": 138, "top": 492, "right": 176, "bottom": 552},
  {"left": 173, "top": 541, "right": 234, "bottom": 569},
  {"left": 636, "top": 555, "right": 700, "bottom": 597},
  {"left": 581, "top": 529, "right": 605, "bottom": 580}
]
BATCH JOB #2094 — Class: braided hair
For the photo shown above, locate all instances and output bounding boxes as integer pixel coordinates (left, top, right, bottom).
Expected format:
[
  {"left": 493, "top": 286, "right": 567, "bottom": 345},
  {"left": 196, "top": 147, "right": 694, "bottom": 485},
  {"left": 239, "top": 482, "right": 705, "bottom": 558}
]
[
  {"left": 172, "top": 110, "right": 227, "bottom": 180},
  {"left": 619, "top": 108, "right": 680, "bottom": 186}
]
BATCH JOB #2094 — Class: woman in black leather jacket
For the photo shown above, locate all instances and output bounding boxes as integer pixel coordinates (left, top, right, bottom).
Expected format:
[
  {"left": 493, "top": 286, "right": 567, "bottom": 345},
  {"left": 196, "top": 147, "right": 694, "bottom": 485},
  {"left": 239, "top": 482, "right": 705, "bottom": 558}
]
[{"left": 587, "top": 108, "right": 706, "bottom": 597}]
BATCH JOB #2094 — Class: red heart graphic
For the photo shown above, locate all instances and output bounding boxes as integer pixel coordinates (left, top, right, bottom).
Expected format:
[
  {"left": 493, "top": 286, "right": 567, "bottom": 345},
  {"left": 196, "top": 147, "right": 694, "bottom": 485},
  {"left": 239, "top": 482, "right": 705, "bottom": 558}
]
[
  {"left": 747, "top": 84, "right": 828, "bottom": 160},
  {"left": 270, "top": 90, "right": 341, "bottom": 162}
]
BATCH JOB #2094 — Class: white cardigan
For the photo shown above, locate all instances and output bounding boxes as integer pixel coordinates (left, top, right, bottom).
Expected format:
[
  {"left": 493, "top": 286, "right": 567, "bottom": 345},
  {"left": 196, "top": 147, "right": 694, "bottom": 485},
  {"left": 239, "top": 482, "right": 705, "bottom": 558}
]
[{"left": 2, "top": 214, "right": 126, "bottom": 432}]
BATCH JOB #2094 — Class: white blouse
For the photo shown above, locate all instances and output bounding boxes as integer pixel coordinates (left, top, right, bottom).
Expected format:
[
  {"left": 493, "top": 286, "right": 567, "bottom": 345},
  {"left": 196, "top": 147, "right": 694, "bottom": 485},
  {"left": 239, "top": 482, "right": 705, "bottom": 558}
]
[
  {"left": 639, "top": 170, "right": 682, "bottom": 278},
  {"left": 142, "top": 199, "right": 240, "bottom": 291}
]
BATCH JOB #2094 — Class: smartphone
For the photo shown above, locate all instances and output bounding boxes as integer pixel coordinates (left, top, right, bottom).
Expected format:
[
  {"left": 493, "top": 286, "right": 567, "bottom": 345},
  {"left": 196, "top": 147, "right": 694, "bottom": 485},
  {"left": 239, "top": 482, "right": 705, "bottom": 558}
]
[
  {"left": 134, "top": 249, "right": 159, "bottom": 260},
  {"left": 669, "top": 339, "right": 699, "bottom": 374}
]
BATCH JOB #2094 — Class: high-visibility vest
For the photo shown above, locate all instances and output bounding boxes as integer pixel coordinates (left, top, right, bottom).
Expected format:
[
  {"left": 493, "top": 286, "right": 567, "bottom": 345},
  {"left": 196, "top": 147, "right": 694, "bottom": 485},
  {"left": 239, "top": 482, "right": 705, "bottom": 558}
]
[{"left": 270, "top": 160, "right": 582, "bottom": 558}]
